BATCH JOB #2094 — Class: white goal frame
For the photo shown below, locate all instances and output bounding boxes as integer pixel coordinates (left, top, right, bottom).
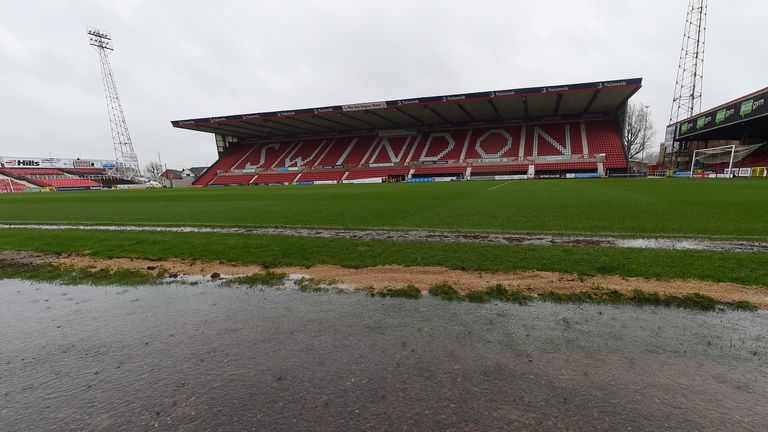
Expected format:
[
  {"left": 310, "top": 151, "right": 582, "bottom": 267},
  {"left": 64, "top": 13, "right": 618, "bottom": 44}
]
[{"left": 689, "top": 144, "right": 736, "bottom": 178}]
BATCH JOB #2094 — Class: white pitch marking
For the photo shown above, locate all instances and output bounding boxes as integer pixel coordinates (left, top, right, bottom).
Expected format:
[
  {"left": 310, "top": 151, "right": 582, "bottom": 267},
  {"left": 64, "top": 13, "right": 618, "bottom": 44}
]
[{"left": 489, "top": 181, "right": 513, "bottom": 191}]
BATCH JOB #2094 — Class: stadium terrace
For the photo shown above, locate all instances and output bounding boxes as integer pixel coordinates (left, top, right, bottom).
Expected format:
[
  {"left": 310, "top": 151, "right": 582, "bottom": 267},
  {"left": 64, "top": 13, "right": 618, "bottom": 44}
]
[
  {"left": 171, "top": 79, "right": 642, "bottom": 187},
  {"left": 0, "top": 157, "right": 132, "bottom": 193}
]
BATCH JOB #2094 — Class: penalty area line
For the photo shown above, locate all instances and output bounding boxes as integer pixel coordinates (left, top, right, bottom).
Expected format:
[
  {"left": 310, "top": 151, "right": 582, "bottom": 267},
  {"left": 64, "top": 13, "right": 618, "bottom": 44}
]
[{"left": 488, "top": 181, "right": 513, "bottom": 191}]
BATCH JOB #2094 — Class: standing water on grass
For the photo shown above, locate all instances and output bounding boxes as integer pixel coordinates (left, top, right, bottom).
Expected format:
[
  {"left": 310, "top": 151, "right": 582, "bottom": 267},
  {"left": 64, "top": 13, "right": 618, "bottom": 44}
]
[{"left": 1, "top": 280, "right": 766, "bottom": 431}]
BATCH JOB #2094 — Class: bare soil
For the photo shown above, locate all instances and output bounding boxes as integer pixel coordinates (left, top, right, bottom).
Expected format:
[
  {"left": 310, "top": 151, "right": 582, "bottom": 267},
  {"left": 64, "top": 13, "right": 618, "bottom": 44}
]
[
  {"left": 53, "top": 254, "right": 768, "bottom": 309},
  {"left": 0, "top": 250, "right": 58, "bottom": 265}
]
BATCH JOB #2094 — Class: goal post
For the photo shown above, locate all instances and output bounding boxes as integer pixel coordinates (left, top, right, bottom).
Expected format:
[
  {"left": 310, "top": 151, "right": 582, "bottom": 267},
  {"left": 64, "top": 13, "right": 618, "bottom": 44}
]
[{"left": 690, "top": 144, "right": 736, "bottom": 178}]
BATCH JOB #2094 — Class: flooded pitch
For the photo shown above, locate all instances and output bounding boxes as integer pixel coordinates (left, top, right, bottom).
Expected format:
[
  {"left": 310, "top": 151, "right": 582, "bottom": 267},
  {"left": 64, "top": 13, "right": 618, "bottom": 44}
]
[
  {"left": 1, "top": 280, "right": 767, "bottom": 431},
  {"left": 3, "top": 223, "right": 768, "bottom": 252}
]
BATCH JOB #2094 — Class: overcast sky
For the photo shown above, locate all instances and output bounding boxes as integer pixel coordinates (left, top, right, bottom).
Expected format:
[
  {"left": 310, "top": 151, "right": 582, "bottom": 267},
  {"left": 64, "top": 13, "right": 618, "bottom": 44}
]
[{"left": 0, "top": 0, "right": 764, "bottom": 169}]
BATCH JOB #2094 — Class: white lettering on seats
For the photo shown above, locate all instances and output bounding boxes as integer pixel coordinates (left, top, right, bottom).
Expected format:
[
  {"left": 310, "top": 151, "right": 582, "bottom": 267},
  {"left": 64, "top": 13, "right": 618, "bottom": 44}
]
[
  {"left": 405, "top": 134, "right": 422, "bottom": 163},
  {"left": 475, "top": 129, "right": 514, "bottom": 159},
  {"left": 370, "top": 137, "right": 412, "bottom": 164},
  {"left": 533, "top": 125, "right": 571, "bottom": 156},
  {"left": 336, "top": 138, "right": 358, "bottom": 166},
  {"left": 284, "top": 140, "right": 325, "bottom": 167},
  {"left": 420, "top": 132, "right": 455, "bottom": 162},
  {"left": 251, "top": 143, "right": 280, "bottom": 168}
]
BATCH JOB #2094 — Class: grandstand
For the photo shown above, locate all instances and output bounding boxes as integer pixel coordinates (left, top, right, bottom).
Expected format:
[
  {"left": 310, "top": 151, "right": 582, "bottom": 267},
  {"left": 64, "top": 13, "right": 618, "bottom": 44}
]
[
  {"left": 663, "top": 87, "right": 768, "bottom": 177},
  {"left": 0, "top": 157, "right": 135, "bottom": 192},
  {"left": 172, "top": 79, "right": 641, "bottom": 186}
]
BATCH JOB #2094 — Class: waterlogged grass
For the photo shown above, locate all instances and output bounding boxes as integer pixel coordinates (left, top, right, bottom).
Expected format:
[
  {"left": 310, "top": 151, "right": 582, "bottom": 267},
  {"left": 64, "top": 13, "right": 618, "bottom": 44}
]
[
  {"left": 733, "top": 300, "right": 759, "bottom": 311},
  {"left": 421, "top": 282, "right": 755, "bottom": 312},
  {"left": 0, "top": 229, "right": 766, "bottom": 288},
  {"left": 539, "top": 287, "right": 629, "bottom": 305},
  {"left": 223, "top": 270, "right": 287, "bottom": 287},
  {"left": 0, "top": 259, "right": 161, "bottom": 286},
  {"left": 428, "top": 282, "right": 464, "bottom": 301},
  {"left": 538, "top": 288, "right": 724, "bottom": 311},
  {"left": 376, "top": 285, "right": 422, "bottom": 299},
  {"left": 465, "top": 290, "right": 492, "bottom": 303},
  {"left": 1, "top": 179, "right": 768, "bottom": 238},
  {"left": 295, "top": 277, "right": 343, "bottom": 293},
  {"left": 483, "top": 284, "right": 534, "bottom": 305},
  {"left": 427, "top": 283, "right": 535, "bottom": 305}
]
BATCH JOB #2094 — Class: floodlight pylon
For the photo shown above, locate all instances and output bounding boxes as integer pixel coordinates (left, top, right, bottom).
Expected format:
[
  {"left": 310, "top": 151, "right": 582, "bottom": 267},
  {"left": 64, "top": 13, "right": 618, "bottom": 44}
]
[
  {"left": 666, "top": 0, "right": 707, "bottom": 169},
  {"left": 87, "top": 27, "right": 141, "bottom": 179}
]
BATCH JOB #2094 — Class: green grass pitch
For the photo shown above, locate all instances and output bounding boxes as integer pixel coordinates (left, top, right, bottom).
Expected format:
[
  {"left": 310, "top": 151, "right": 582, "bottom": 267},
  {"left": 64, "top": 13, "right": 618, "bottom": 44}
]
[{"left": 1, "top": 178, "right": 767, "bottom": 239}]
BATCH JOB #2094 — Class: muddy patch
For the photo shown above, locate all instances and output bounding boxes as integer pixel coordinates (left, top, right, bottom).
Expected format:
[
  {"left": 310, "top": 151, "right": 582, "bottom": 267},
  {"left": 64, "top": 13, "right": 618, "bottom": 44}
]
[
  {"left": 0, "top": 250, "right": 58, "bottom": 265},
  {"left": 54, "top": 254, "right": 768, "bottom": 309},
  {"left": 2, "top": 223, "right": 768, "bottom": 252}
]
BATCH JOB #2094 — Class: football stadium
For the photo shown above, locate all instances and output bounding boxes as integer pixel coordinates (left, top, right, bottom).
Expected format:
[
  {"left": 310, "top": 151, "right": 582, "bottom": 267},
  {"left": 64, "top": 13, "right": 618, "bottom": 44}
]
[
  {"left": 2, "top": 1, "right": 768, "bottom": 430},
  {"left": 1, "top": 75, "right": 767, "bottom": 292}
]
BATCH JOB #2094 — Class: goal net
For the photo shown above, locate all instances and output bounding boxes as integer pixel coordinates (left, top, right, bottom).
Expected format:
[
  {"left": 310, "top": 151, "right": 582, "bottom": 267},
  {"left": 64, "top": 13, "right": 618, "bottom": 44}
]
[{"left": 690, "top": 143, "right": 765, "bottom": 176}]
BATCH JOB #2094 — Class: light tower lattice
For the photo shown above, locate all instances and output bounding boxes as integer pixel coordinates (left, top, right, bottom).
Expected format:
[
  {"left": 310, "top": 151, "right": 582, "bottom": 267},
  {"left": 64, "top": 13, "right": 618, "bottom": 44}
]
[{"left": 87, "top": 27, "right": 141, "bottom": 179}]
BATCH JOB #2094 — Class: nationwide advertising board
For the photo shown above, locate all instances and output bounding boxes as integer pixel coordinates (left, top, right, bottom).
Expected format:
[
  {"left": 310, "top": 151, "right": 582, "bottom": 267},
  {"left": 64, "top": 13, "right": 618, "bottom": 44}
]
[
  {"left": 0, "top": 157, "right": 116, "bottom": 170},
  {"left": 676, "top": 89, "right": 768, "bottom": 139}
]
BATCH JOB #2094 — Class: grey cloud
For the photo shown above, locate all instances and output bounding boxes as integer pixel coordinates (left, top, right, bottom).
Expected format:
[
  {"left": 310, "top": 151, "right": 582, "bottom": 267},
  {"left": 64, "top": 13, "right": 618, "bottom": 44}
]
[{"left": 0, "top": 0, "right": 763, "bottom": 168}]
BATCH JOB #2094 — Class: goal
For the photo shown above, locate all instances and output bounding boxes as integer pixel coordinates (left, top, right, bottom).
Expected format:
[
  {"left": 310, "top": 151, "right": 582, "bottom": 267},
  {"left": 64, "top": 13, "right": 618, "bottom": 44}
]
[{"left": 689, "top": 143, "right": 764, "bottom": 177}]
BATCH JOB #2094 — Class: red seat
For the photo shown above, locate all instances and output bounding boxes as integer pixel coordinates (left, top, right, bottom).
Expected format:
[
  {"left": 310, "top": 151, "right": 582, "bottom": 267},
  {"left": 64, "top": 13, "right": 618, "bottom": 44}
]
[
  {"left": 0, "top": 168, "right": 65, "bottom": 177},
  {"left": 251, "top": 172, "right": 299, "bottom": 184},
  {"left": 31, "top": 178, "right": 102, "bottom": 188},
  {"left": 194, "top": 118, "right": 628, "bottom": 186},
  {"left": 0, "top": 179, "right": 28, "bottom": 192},
  {"left": 193, "top": 143, "right": 255, "bottom": 186},
  {"left": 412, "top": 165, "right": 466, "bottom": 175},
  {"left": 345, "top": 168, "right": 409, "bottom": 180},
  {"left": 470, "top": 164, "right": 529, "bottom": 174},
  {"left": 209, "top": 174, "right": 256, "bottom": 186},
  {"left": 536, "top": 162, "right": 597, "bottom": 171},
  {"left": 298, "top": 170, "right": 346, "bottom": 182}
]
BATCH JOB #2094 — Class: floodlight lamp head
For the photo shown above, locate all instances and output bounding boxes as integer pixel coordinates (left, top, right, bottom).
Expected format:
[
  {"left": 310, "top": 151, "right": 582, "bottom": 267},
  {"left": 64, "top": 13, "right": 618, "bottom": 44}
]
[{"left": 87, "top": 27, "right": 113, "bottom": 50}]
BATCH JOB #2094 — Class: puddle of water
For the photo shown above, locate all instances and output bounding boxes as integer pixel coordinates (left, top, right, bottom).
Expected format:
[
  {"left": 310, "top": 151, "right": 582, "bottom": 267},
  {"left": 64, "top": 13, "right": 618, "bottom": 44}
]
[
  {"left": 2, "top": 223, "right": 768, "bottom": 252},
  {"left": 1, "top": 280, "right": 766, "bottom": 431}
]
